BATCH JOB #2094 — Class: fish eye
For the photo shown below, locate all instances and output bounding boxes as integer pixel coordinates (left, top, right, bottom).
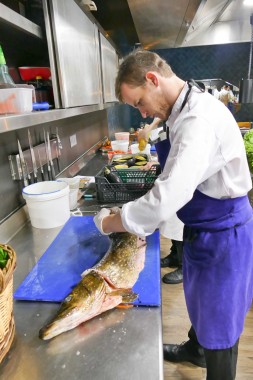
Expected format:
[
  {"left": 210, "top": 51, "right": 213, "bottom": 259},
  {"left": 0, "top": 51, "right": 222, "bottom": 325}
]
[{"left": 65, "top": 295, "right": 72, "bottom": 302}]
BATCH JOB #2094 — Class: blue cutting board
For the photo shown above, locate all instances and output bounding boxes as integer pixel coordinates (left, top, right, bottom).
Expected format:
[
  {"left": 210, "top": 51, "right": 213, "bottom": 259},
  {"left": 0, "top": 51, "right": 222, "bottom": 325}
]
[{"left": 14, "top": 216, "right": 161, "bottom": 306}]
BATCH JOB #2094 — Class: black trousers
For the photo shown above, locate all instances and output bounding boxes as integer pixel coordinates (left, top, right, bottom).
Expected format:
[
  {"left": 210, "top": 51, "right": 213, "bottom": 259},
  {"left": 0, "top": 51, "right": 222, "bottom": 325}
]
[
  {"left": 170, "top": 239, "right": 183, "bottom": 267},
  {"left": 188, "top": 326, "right": 239, "bottom": 380}
]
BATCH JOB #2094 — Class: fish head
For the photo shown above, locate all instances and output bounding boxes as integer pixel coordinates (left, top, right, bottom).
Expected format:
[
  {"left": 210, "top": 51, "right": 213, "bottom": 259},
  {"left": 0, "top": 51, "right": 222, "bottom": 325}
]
[{"left": 39, "top": 271, "right": 106, "bottom": 340}]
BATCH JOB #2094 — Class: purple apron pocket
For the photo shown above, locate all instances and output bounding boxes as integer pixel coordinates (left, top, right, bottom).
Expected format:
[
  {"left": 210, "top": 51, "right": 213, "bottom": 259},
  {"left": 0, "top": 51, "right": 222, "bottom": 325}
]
[{"left": 184, "top": 228, "right": 231, "bottom": 267}]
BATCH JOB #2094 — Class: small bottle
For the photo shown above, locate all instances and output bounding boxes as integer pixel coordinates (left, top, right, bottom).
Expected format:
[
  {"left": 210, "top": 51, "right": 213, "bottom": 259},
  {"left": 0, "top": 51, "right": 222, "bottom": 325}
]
[{"left": 0, "top": 45, "right": 16, "bottom": 88}]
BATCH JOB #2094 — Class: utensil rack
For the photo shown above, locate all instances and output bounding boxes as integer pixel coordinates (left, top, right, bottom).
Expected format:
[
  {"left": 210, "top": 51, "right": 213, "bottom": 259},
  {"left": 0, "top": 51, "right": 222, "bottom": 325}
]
[{"left": 8, "top": 138, "right": 58, "bottom": 181}]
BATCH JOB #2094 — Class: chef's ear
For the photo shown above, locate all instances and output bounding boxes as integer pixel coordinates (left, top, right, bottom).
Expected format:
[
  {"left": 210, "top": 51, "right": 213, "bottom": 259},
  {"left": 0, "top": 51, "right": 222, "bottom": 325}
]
[{"left": 146, "top": 72, "right": 158, "bottom": 86}]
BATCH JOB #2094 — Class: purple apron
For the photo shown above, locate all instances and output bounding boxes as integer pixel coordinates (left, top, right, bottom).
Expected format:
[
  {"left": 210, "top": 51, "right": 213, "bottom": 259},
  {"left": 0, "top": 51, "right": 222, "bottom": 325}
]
[
  {"left": 155, "top": 138, "right": 171, "bottom": 171},
  {"left": 177, "top": 190, "right": 253, "bottom": 349}
]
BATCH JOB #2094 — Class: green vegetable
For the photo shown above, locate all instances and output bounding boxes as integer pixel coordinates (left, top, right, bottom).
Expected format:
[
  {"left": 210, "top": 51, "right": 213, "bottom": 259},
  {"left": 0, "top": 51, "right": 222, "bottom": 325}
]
[
  {"left": 244, "top": 129, "right": 253, "bottom": 173},
  {"left": 104, "top": 166, "right": 122, "bottom": 184},
  {"left": 0, "top": 246, "right": 9, "bottom": 269}
]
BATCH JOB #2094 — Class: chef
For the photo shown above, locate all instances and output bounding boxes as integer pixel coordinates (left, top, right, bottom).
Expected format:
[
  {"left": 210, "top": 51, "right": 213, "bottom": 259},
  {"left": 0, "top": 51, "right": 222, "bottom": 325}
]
[
  {"left": 138, "top": 117, "right": 184, "bottom": 284},
  {"left": 94, "top": 49, "right": 253, "bottom": 380}
]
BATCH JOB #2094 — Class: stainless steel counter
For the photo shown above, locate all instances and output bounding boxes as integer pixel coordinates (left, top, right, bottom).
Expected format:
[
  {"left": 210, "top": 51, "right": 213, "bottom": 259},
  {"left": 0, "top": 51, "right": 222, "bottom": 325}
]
[{"left": 0, "top": 152, "right": 164, "bottom": 380}]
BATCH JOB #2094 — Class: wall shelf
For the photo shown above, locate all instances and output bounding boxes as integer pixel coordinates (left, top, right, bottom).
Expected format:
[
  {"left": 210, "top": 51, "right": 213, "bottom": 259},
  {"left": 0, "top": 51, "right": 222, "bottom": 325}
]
[
  {"left": 0, "top": 102, "right": 117, "bottom": 133},
  {"left": 0, "top": 3, "right": 43, "bottom": 39}
]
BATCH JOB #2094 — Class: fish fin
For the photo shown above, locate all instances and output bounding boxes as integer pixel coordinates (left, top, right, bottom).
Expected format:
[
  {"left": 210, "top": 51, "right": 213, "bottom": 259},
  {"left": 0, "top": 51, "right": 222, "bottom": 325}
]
[
  {"left": 121, "top": 290, "right": 138, "bottom": 303},
  {"left": 116, "top": 304, "right": 134, "bottom": 309},
  {"left": 108, "top": 288, "right": 138, "bottom": 303}
]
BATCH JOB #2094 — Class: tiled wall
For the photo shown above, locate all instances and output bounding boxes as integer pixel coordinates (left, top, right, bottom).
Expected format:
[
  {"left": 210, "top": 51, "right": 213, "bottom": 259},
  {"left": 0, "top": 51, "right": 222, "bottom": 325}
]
[
  {"left": 157, "top": 42, "right": 253, "bottom": 123},
  {"left": 129, "top": 42, "right": 253, "bottom": 128}
]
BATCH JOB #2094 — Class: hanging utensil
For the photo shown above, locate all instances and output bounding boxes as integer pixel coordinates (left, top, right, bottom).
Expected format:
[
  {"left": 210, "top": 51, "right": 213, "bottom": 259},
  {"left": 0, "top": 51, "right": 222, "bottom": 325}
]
[
  {"left": 43, "top": 129, "right": 52, "bottom": 180},
  {"left": 25, "top": 161, "right": 32, "bottom": 185},
  {"left": 17, "top": 139, "right": 29, "bottom": 187},
  {"left": 47, "top": 131, "right": 56, "bottom": 180},
  {"left": 37, "top": 149, "right": 45, "bottom": 181},
  {"left": 28, "top": 129, "right": 38, "bottom": 183},
  {"left": 55, "top": 127, "right": 62, "bottom": 172}
]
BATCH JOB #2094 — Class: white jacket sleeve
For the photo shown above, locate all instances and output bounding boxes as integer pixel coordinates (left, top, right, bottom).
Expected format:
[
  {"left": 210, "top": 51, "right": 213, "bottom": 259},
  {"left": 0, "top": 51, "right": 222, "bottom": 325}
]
[{"left": 121, "top": 115, "right": 219, "bottom": 236}]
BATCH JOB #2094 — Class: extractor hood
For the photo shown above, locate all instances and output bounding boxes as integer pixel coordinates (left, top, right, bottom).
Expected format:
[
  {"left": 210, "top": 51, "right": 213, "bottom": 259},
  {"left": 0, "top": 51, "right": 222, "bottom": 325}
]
[
  {"left": 81, "top": 0, "right": 253, "bottom": 55},
  {"left": 126, "top": 0, "right": 236, "bottom": 49}
]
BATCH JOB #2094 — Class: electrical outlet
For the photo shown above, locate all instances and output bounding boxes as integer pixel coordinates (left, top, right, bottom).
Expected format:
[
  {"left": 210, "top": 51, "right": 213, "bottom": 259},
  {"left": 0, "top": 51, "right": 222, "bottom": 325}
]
[{"left": 70, "top": 134, "right": 77, "bottom": 148}]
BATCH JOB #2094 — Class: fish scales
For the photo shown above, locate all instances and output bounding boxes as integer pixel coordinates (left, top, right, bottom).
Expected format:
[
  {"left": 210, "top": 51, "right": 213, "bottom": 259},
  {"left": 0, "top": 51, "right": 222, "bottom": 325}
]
[
  {"left": 83, "top": 232, "right": 145, "bottom": 288},
  {"left": 39, "top": 232, "right": 146, "bottom": 340}
]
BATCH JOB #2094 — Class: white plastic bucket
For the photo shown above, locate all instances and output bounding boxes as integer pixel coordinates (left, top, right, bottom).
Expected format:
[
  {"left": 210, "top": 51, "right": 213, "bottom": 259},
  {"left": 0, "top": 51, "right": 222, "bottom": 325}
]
[
  {"left": 57, "top": 178, "right": 80, "bottom": 210},
  {"left": 22, "top": 181, "right": 70, "bottom": 229}
]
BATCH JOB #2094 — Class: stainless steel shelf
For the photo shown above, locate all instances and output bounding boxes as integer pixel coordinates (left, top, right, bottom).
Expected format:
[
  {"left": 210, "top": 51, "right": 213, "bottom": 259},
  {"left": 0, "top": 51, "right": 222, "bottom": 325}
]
[
  {"left": 0, "top": 3, "right": 43, "bottom": 39},
  {"left": 0, "top": 103, "right": 117, "bottom": 133}
]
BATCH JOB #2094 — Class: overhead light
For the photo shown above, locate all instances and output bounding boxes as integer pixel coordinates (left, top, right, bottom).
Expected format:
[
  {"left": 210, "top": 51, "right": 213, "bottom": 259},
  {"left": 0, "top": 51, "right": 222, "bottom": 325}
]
[
  {"left": 244, "top": 0, "right": 253, "bottom": 6},
  {"left": 239, "top": 14, "right": 253, "bottom": 103}
]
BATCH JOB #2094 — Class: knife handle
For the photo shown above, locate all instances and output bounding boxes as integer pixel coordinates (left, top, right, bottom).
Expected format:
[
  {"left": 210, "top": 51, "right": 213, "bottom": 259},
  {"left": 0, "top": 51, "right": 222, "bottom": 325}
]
[
  {"left": 56, "top": 157, "right": 61, "bottom": 172},
  {"left": 23, "top": 177, "right": 29, "bottom": 187},
  {"left": 50, "top": 163, "right": 56, "bottom": 180},
  {"left": 41, "top": 169, "right": 45, "bottom": 182},
  {"left": 47, "top": 165, "right": 53, "bottom": 181},
  {"left": 27, "top": 175, "right": 32, "bottom": 185},
  {"left": 33, "top": 174, "right": 38, "bottom": 183}
]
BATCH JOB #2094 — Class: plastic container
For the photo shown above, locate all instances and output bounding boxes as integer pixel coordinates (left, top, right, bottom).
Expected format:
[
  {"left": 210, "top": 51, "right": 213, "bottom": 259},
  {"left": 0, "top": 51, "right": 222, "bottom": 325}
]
[
  {"left": 115, "top": 132, "right": 130, "bottom": 141},
  {"left": 32, "top": 102, "right": 50, "bottom": 111},
  {"left": 57, "top": 177, "right": 80, "bottom": 210},
  {"left": 130, "top": 143, "right": 151, "bottom": 155},
  {"left": 18, "top": 67, "right": 51, "bottom": 81},
  {"left": 0, "top": 44, "right": 15, "bottom": 87},
  {"left": 22, "top": 181, "right": 70, "bottom": 229},
  {"left": 95, "top": 165, "right": 158, "bottom": 203},
  {"left": 117, "top": 140, "right": 129, "bottom": 153},
  {"left": 0, "top": 88, "right": 33, "bottom": 114},
  {"left": 111, "top": 140, "right": 120, "bottom": 151},
  {"left": 111, "top": 140, "right": 129, "bottom": 153}
]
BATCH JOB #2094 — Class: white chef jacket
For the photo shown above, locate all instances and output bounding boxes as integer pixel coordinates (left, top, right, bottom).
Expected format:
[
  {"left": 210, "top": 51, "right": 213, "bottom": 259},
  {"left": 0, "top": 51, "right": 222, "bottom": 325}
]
[
  {"left": 121, "top": 82, "right": 252, "bottom": 236},
  {"left": 160, "top": 214, "right": 184, "bottom": 241}
]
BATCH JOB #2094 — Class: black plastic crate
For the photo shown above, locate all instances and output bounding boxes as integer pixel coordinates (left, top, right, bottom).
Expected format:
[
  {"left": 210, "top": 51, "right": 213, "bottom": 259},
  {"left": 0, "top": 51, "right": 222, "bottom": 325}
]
[{"left": 95, "top": 166, "right": 159, "bottom": 203}]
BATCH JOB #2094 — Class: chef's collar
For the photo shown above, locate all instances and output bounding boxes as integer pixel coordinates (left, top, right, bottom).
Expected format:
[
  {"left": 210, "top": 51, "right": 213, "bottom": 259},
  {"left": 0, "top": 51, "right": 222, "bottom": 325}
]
[{"left": 167, "top": 81, "right": 190, "bottom": 126}]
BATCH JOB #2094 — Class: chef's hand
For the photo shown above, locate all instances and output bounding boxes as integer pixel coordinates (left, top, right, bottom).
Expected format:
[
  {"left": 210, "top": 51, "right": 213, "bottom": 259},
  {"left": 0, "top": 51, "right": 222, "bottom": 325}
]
[
  {"left": 94, "top": 207, "right": 122, "bottom": 234},
  {"left": 138, "top": 127, "right": 150, "bottom": 147},
  {"left": 138, "top": 161, "right": 157, "bottom": 171},
  {"left": 138, "top": 117, "right": 162, "bottom": 151},
  {"left": 110, "top": 206, "right": 121, "bottom": 215},
  {"left": 93, "top": 208, "right": 111, "bottom": 235}
]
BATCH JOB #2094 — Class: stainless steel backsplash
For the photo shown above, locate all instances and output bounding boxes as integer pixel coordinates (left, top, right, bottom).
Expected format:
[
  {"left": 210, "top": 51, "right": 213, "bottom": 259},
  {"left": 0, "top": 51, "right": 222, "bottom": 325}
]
[{"left": 0, "top": 110, "right": 108, "bottom": 225}]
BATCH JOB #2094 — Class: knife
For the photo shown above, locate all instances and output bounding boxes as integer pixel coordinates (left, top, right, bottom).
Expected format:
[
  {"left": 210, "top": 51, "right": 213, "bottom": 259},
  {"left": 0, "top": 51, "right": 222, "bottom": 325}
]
[
  {"left": 55, "top": 127, "right": 62, "bottom": 172},
  {"left": 43, "top": 129, "right": 53, "bottom": 180},
  {"left": 47, "top": 131, "right": 56, "bottom": 180},
  {"left": 17, "top": 139, "right": 29, "bottom": 187},
  {"left": 37, "top": 149, "right": 45, "bottom": 181},
  {"left": 28, "top": 130, "right": 38, "bottom": 183},
  {"left": 25, "top": 161, "right": 32, "bottom": 185}
]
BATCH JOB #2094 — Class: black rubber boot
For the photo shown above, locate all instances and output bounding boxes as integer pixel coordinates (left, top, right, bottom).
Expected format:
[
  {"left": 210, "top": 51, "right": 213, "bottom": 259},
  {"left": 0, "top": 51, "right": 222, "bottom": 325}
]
[
  {"left": 162, "top": 267, "right": 183, "bottom": 284},
  {"left": 163, "top": 340, "right": 206, "bottom": 368},
  {"left": 160, "top": 254, "right": 179, "bottom": 268},
  {"left": 160, "top": 239, "right": 180, "bottom": 268}
]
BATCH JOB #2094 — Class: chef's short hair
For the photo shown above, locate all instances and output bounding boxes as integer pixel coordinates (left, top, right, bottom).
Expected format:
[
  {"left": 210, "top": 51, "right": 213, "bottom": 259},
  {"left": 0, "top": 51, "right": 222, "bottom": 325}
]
[{"left": 115, "top": 49, "right": 174, "bottom": 102}]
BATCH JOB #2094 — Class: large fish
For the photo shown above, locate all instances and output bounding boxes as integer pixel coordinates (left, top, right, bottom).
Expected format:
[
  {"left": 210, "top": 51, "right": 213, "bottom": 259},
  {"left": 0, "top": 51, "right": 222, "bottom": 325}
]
[{"left": 39, "top": 232, "right": 146, "bottom": 340}]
